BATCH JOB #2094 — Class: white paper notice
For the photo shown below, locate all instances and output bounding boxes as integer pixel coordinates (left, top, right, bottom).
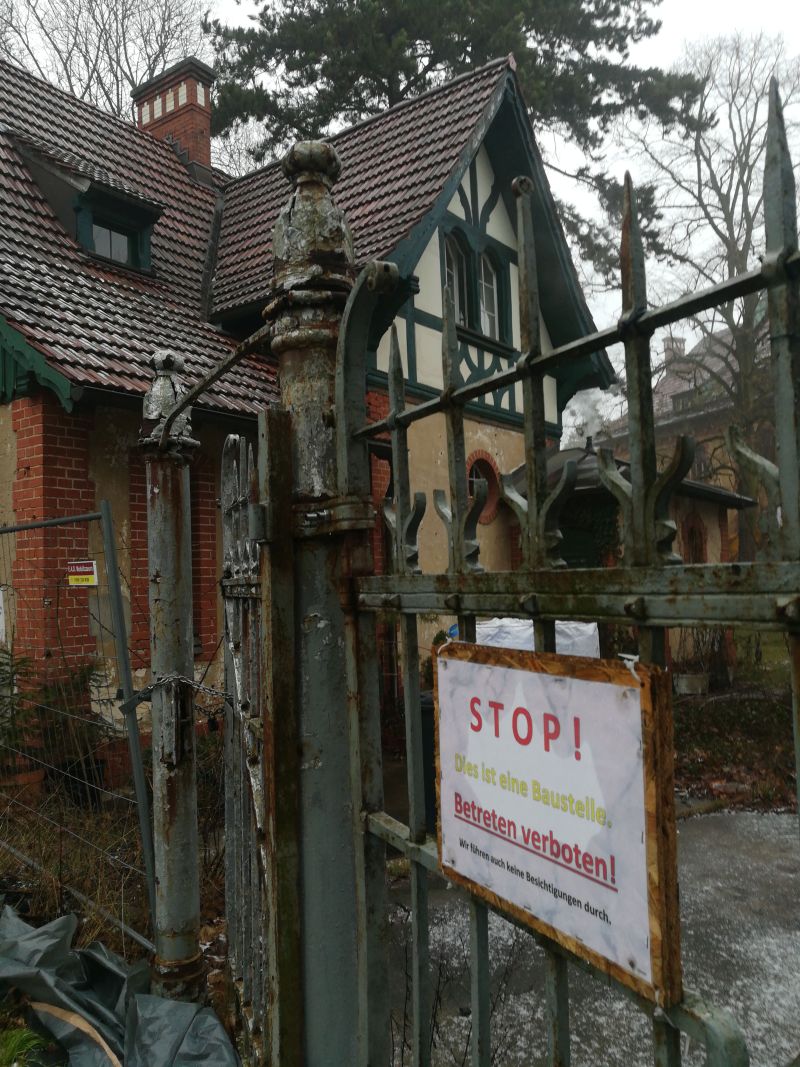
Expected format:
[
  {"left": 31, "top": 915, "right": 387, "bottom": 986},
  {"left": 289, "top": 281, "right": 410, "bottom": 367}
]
[{"left": 437, "top": 650, "right": 652, "bottom": 986}]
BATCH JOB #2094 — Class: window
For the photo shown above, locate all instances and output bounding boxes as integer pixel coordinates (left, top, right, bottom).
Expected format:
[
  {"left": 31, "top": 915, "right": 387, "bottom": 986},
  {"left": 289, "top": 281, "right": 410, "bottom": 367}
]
[
  {"left": 444, "top": 236, "right": 468, "bottom": 326},
  {"left": 478, "top": 254, "right": 498, "bottom": 339},
  {"left": 92, "top": 223, "right": 132, "bottom": 265},
  {"left": 467, "top": 455, "right": 501, "bottom": 524}
]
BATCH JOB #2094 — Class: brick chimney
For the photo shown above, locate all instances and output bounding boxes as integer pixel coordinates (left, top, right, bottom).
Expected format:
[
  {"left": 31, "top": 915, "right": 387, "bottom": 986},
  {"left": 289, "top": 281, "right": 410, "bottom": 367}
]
[
  {"left": 663, "top": 335, "right": 686, "bottom": 366},
  {"left": 132, "top": 58, "right": 215, "bottom": 168}
]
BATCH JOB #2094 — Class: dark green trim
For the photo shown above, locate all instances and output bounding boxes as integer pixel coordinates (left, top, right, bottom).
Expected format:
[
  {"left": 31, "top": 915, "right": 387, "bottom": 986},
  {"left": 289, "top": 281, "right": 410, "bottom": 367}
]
[
  {"left": 457, "top": 184, "right": 472, "bottom": 225},
  {"left": 441, "top": 210, "right": 517, "bottom": 265},
  {"left": 413, "top": 306, "right": 443, "bottom": 333},
  {"left": 478, "top": 176, "right": 503, "bottom": 231},
  {"left": 439, "top": 210, "right": 516, "bottom": 346},
  {"left": 489, "top": 79, "right": 615, "bottom": 402},
  {"left": 412, "top": 305, "right": 516, "bottom": 359},
  {"left": 74, "top": 189, "right": 156, "bottom": 271},
  {"left": 469, "top": 160, "right": 479, "bottom": 224},
  {"left": 0, "top": 314, "right": 73, "bottom": 410},
  {"left": 405, "top": 296, "right": 417, "bottom": 381},
  {"left": 386, "top": 69, "right": 614, "bottom": 416},
  {"left": 388, "top": 74, "right": 509, "bottom": 276},
  {"left": 366, "top": 369, "right": 561, "bottom": 438}
]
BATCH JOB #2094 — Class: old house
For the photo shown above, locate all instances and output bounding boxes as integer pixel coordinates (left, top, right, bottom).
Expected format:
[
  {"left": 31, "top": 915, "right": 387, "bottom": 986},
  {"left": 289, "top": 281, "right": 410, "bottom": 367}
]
[
  {"left": 0, "top": 54, "right": 612, "bottom": 690},
  {"left": 601, "top": 329, "right": 770, "bottom": 563}
]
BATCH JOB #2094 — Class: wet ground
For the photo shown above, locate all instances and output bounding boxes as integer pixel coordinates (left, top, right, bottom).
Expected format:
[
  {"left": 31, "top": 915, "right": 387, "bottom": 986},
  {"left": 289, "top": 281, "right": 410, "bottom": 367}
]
[{"left": 386, "top": 808, "right": 800, "bottom": 1066}]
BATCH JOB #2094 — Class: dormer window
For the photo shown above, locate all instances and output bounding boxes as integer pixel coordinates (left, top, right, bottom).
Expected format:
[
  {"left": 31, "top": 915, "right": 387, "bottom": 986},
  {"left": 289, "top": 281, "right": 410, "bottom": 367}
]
[
  {"left": 9, "top": 131, "right": 163, "bottom": 274},
  {"left": 92, "top": 222, "right": 132, "bottom": 265},
  {"left": 75, "top": 189, "right": 159, "bottom": 271}
]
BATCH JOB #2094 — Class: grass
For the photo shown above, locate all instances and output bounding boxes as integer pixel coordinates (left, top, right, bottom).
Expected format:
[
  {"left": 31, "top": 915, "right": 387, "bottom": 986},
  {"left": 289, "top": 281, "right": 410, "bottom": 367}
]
[
  {"left": 0, "top": 997, "right": 49, "bottom": 1067},
  {"left": 0, "top": 1030, "right": 47, "bottom": 1067}
]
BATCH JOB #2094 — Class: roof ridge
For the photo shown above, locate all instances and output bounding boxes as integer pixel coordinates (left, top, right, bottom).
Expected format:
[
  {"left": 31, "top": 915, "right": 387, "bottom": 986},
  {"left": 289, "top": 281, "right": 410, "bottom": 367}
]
[{"left": 221, "top": 54, "right": 513, "bottom": 191}]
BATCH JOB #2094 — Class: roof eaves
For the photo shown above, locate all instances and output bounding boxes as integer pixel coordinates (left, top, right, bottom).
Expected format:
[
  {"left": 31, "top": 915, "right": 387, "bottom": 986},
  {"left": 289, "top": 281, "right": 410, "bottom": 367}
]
[{"left": 5, "top": 124, "right": 166, "bottom": 213}]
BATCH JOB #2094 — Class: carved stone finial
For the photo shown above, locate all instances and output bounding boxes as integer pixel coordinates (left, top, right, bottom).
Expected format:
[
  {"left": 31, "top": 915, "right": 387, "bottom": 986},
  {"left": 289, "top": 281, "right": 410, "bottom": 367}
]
[
  {"left": 271, "top": 139, "right": 354, "bottom": 293},
  {"left": 140, "top": 347, "right": 198, "bottom": 453},
  {"left": 282, "top": 140, "right": 341, "bottom": 187}
]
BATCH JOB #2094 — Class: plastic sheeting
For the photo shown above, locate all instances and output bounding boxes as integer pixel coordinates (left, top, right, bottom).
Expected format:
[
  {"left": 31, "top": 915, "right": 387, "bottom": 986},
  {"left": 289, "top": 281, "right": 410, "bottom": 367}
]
[
  {"left": 447, "top": 617, "right": 600, "bottom": 658},
  {"left": 0, "top": 907, "right": 240, "bottom": 1066}
]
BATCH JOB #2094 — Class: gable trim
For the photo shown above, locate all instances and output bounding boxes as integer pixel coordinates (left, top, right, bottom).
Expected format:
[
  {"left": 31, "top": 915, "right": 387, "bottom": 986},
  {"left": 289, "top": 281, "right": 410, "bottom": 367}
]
[
  {"left": 388, "top": 75, "right": 510, "bottom": 276},
  {"left": 0, "top": 315, "right": 73, "bottom": 411},
  {"left": 387, "top": 69, "right": 614, "bottom": 408}
]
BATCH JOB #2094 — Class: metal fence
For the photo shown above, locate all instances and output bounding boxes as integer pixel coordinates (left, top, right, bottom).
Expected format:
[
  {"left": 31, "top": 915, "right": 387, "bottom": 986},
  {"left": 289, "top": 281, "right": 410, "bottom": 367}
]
[
  {"left": 0, "top": 504, "right": 154, "bottom": 956},
  {"left": 345, "top": 94, "right": 800, "bottom": 1066},
  {"left": 211, "top": 99, "right": 800, "bottom": 1064}
]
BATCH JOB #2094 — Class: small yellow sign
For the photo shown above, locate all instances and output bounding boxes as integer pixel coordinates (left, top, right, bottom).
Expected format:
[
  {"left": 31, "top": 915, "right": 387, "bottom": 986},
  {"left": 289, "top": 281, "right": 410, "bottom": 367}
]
[{"left": 67, "top": 560, "right": 98, "bottom": 587}]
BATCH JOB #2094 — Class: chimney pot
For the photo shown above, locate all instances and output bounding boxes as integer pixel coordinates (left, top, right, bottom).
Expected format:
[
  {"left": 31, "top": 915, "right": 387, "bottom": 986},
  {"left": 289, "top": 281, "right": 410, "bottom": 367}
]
[
  {"left": 663, "top": 335, "right": 686, "bottom": 366},
  {"left": 132, "top": 57, "right": 215, "bottom": 168}
]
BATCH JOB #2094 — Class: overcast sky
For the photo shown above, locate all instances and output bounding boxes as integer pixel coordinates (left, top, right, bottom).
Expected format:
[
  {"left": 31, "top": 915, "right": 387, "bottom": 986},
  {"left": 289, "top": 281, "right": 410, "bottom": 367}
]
[{"left": 211, "top": 0, "right": 800, "bottom": 81}]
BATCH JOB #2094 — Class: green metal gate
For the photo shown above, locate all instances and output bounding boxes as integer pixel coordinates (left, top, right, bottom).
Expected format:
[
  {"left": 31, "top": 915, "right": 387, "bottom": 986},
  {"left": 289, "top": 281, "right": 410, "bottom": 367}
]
[{"left": 220, "top": 86, "right": 799, "bottom": 1065}]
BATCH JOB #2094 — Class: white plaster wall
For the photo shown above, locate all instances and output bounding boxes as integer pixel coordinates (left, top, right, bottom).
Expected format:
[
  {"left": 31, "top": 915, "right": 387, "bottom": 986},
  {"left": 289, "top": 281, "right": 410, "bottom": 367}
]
[
  {"left": 415, "top": 324, "right": 443, "bottom": 390},
  {"left": 379, "top": 147, "right": 560, "bottom": 427},
  {"left": 414, "top": 233, "right": 443, "bottom": 318},
  {"left": 375, "top": 317, "right": 408, "bottom": 376},
  {"left": 447, "top": 188, "right": 466, "bottom": 219}
]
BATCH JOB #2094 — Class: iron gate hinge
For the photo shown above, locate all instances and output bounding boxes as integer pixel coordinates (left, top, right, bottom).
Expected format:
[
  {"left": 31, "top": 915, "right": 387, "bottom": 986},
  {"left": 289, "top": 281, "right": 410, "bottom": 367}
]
[
  {"left": 249, "top": 501, "right": 275, "bottom": 544},
  {"left": 293, "top": 496, "right": 375, "bottom": 537}
]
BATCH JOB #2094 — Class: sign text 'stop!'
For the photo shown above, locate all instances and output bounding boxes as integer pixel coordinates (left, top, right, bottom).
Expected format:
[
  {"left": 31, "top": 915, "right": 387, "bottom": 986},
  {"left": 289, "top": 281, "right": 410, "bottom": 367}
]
[{"left": 436, "top": 642, "right": 681, "bottom": 1006}]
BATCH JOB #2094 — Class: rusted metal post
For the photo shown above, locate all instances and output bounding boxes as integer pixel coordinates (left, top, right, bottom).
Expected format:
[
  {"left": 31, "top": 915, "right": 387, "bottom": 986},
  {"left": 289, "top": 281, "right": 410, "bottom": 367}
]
[
  {"left": 140, "top": 349, "right": 203, "bottom": 1000},
  {"left": 263, "top": 141, "right": 368, "bottom": 1063},
  {"left": 763, "top": 81, "right": 800, "bottom": 833}
]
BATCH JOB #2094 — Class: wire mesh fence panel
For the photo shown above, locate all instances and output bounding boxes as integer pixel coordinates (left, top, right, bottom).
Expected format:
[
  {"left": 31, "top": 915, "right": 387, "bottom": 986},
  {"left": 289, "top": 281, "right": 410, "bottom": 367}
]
[{"left": 0, "top": 509, "right": 152, "bottom": 957}]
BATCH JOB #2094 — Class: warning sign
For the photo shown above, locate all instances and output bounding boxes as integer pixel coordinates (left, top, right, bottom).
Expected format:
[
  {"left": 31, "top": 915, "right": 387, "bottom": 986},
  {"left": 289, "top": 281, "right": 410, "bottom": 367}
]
[
  {"left": 436, "top": 642, "right": 681, "bottom": 1006},
  {"left": 67, "top": 560, "right": 99, "bottom": 587}
]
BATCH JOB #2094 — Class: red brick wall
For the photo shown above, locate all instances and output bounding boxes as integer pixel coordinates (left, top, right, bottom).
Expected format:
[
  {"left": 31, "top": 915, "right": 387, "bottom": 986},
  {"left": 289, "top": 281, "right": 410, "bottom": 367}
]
[
  {"left": 127, "top": 451, "right": 150, "bottom": 673},
  {"left": 367, "top": 390, "right": 391, "bottom": 576},
  {"left": 137, "top": 75, "right": 212, "bottom": 166},
  {"left": 10, "top": 394, "right": 96, "bottom": 665},
  {"left": 191, "top": 454, "right": 219, "bottom": 662}
]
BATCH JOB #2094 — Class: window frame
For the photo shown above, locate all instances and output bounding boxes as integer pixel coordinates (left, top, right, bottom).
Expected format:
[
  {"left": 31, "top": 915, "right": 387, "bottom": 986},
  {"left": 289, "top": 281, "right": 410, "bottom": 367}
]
[
  {"left": 73, "top": 190, "right": 158, "bottom": 273},
  {"left": 478, "top": 252, "right": 499, "bottom": 340},
  {"left": 441, "top": 223, "right": 511, "bottom": 346},
  {"left": 91, "top": 220, "right": 135, "bottom": 266},
  {"left": 444, "top": 234, "right": 469, "bottom": 327}
]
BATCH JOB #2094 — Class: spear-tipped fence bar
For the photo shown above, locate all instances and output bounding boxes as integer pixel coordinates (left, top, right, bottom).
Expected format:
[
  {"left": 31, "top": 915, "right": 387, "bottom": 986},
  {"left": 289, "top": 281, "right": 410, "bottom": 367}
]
[
  {"left": 143, "top": 83, "right": 800, "bottom": 1065},
  {"left": 352, "top": 80, "right": 800, "bottom": 1067},
  {"left": 353, "top": 250, "right": 800, "bottom": 442}
]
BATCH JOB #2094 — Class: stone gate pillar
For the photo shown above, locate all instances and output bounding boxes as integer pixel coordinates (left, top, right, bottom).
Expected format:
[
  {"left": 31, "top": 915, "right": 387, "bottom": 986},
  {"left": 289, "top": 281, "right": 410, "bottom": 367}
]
[{"left": 263, "top": 140, "right": 363, "bottom": 1064}]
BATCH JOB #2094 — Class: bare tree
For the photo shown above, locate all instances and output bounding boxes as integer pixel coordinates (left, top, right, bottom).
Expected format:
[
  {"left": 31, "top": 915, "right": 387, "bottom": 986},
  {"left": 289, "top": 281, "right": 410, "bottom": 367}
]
[
  {"left": 211, "top": 117, "right": 263, "bottom": 179},
  {"left": 623, "top": 33, "right": 800, "bottom": 557},
  {"left": 0, "top": 0, "right": 208, "bottom": 119}
]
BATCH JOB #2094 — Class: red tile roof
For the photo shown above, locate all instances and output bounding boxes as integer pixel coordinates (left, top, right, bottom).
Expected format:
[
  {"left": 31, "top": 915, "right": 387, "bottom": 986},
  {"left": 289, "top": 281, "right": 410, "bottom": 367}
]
[
  {"left": 212, "top": 57, "right": 512, "bottom": 317},
  {"left": 0, "top": 59, "right": 277, "bottom": 415},
  {"left": 0, "top": 55, "right": 513, "bottom": 415}
]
